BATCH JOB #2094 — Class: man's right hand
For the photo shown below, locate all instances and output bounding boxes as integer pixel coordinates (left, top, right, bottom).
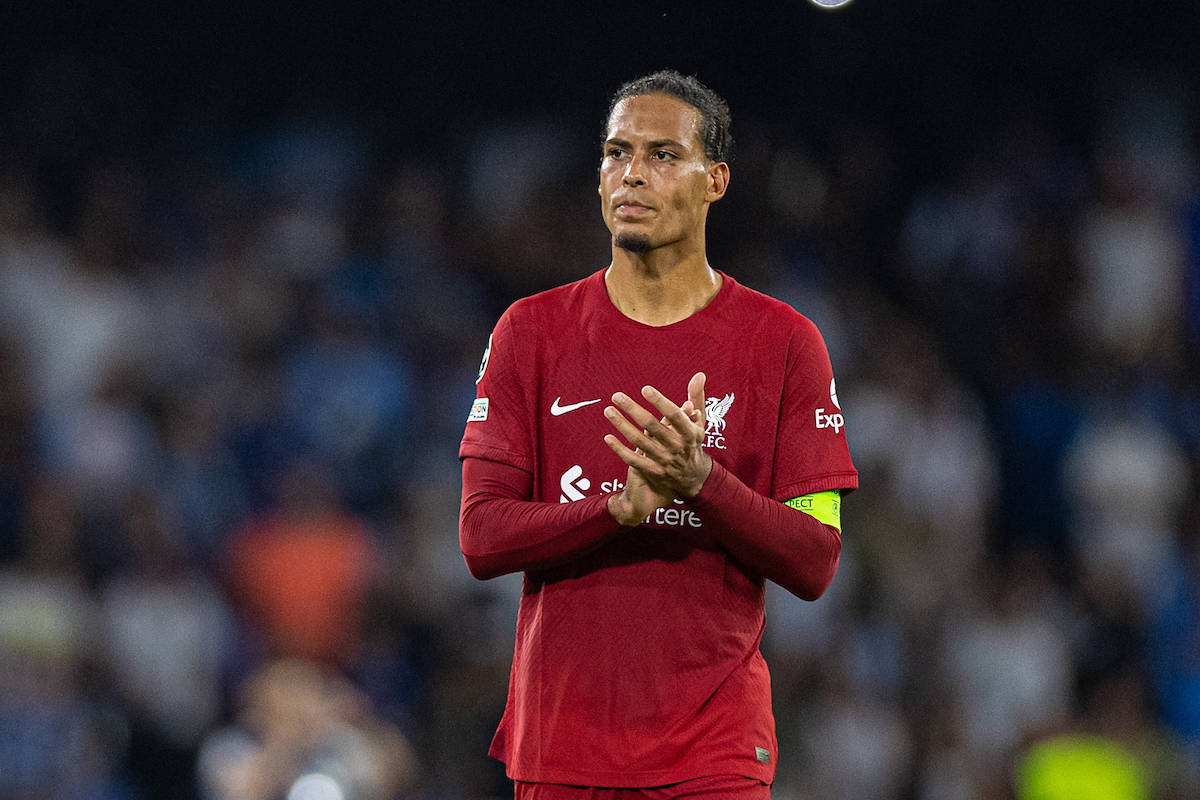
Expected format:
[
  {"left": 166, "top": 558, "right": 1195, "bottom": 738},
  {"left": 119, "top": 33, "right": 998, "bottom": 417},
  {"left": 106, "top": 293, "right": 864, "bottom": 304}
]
[
  {"left": 605, "top": 395, "right": 702, "bottom": 527},
  {"left": 607, "top": 463, "right": 673, "bottom": 526}
]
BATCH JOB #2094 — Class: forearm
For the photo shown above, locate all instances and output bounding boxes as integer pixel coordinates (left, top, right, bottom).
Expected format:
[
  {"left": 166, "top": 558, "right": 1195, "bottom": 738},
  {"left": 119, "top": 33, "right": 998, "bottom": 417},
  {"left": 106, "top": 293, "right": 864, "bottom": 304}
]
[
  {"left": 459, "top": 457, "right": 622, "bottom": 580},
  {"left": 691, "top": 460, "right": 842, "bottom": 600}
]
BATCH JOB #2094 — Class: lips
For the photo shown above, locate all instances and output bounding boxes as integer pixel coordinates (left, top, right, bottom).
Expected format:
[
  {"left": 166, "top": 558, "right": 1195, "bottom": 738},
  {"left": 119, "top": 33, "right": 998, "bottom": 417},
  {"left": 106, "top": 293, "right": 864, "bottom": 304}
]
[{"left": 615, "top": 200, "right": 653, "bottom": 217}]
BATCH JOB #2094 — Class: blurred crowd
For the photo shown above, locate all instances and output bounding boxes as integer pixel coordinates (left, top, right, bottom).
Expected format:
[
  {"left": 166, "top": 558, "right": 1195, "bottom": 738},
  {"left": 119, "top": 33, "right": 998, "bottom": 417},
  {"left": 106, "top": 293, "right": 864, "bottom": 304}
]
[{"left": 2, "top": 50, "right": 1200, "bottom": 800}]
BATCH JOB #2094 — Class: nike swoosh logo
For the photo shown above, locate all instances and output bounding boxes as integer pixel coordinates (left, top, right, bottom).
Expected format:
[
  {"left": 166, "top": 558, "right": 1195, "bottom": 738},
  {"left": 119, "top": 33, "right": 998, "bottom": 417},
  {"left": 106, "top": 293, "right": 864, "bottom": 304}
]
[{"left": 551, "top": 397, "right": 602, "bottom": 416}]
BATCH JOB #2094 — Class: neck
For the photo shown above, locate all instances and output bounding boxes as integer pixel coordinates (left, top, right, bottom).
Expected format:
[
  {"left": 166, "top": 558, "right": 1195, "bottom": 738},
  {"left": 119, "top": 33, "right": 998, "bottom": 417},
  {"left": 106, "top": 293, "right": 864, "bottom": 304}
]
[{"left": 604, "top": 245, "right": 722, "bottom": 326}]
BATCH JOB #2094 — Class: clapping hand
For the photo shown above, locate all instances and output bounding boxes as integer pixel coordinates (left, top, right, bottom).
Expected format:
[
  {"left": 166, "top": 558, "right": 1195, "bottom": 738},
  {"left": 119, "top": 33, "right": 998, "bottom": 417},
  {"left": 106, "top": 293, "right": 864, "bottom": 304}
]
[{"left": 604, "top": 372, "right": 713, "bottom": 526}]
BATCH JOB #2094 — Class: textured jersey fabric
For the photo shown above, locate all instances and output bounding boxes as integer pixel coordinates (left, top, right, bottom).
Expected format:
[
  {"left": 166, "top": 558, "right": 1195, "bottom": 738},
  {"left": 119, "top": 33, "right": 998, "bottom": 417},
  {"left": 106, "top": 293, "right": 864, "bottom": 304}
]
[
  {"left": 514, "top": 774, "right": 771, "bottom": 799},
  {"left": 459, "top": 269, "right": 857, "bottom": 786}
]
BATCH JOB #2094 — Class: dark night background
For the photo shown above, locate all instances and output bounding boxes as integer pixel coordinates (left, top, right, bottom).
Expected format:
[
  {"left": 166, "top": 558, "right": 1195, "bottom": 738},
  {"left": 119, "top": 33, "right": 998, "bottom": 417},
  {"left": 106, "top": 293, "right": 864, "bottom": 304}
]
[{"left": 1, "top": 2, "right": 1199, "bottom": 799}]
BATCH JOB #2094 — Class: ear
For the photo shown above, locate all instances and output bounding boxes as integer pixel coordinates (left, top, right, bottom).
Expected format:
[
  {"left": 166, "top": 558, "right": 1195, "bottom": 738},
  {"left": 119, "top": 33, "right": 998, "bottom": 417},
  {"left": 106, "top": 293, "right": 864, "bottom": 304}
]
[{"left": 706, "top": 161, "right": 730, "bottom": 203}]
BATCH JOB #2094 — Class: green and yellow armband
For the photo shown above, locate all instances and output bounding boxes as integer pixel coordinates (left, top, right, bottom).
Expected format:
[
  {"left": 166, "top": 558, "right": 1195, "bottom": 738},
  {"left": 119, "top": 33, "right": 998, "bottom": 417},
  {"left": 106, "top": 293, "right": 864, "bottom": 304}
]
[{"left": 785, "top": 490, "right": 842, "bottom": 531}]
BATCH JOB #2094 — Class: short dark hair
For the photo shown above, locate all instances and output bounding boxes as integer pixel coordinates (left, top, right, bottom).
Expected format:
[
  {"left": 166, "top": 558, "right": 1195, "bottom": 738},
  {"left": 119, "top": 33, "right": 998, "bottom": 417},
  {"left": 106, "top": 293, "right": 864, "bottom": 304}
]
[{"left": 606, "top": 69, "right": 733, "bottom": 163}]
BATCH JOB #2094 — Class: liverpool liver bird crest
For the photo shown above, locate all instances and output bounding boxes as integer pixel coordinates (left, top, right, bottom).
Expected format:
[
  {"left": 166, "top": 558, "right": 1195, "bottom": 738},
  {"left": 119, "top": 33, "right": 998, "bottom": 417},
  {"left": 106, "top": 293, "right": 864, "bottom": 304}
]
[{"left": 704, "top": 393, "right": 735, "bottom": 435}]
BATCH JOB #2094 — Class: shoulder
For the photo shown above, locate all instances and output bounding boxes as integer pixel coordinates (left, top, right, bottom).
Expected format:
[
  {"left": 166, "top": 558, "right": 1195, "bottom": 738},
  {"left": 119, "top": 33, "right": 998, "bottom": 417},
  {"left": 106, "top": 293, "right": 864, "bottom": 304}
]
[{"left": 720, "top": 274, "right": 822, "bottom": 339}]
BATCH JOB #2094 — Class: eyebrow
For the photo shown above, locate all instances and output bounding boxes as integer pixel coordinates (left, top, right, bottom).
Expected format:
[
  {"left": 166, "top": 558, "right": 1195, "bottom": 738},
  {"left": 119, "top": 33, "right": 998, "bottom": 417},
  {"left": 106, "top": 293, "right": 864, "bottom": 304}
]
[
  {"left": 603, "top": 137, "right": 690, "bottom": 152},
  {"left": 648, "top": 138, "right": 687, "bottom": 150}
]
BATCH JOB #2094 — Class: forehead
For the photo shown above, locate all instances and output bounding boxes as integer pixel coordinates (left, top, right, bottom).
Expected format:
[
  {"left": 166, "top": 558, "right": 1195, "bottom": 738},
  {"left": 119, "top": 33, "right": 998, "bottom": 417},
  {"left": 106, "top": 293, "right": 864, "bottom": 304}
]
[{"left": 606, "top": 93, "right": 704, "bottom": 149}]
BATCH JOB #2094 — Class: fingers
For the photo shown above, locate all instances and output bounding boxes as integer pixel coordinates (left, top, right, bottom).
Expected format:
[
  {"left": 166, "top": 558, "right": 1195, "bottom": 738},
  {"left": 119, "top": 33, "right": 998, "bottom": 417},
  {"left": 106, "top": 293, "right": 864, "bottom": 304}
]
[
  {"left": 603, "top": 433, "right": 657, "bottom": 472},
  {"left": 604, "top": 378, "right": 712, "bottom": 499},
  {"left": 688, "top": 372, "right": 706, "bottom": 428},
  {"left": 639, "top": 385, "right": 696, "bottom": 434},
  {"left": 603, "top": 403, "right": 661, "bottom": 455},
  {"left": 608, "top": 391, "right": 660, "bottom": 430},
  {"left": 608, "top": 384, "right": 699, "bottom": 439},
  {"left": 604, "top": 389, "right": 687, "bottom": 480},
  {"left": 606, "top": 392, "right": 686, "bottom": 455}
]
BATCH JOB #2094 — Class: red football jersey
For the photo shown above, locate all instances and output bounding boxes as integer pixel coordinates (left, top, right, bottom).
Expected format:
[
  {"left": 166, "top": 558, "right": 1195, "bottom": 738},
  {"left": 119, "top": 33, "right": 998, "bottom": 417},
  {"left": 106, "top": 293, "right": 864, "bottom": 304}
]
[{"left": 459, "top": 269, "right": 858, "bottom": 786}]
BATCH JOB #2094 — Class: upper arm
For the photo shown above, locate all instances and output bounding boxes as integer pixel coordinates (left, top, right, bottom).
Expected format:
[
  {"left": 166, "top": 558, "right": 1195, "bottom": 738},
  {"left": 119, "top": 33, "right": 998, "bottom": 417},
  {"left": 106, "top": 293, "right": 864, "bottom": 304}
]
[
  {"left": 459, "top": 306, "right": 537, "bottom": 472},
  {"left": 772, "top": 313, "right": 858, "bottom": 500}
]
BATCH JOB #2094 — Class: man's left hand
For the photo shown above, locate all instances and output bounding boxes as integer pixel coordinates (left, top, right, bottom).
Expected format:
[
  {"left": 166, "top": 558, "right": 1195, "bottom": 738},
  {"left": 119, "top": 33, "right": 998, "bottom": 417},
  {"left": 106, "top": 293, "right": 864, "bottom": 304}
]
[{"left": 603, "top": 371, "right": 713, "bottom": 499}]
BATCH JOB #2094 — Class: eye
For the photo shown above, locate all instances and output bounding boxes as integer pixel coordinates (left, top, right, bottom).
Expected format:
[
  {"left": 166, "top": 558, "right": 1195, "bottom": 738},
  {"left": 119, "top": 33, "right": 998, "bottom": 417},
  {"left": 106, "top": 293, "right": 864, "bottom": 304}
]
[
  {"left": 606, "top": 147, "right": 626, "bottom": 160},
  {"left": 652, "top": 150, "right": 676, "bottom": 161}
]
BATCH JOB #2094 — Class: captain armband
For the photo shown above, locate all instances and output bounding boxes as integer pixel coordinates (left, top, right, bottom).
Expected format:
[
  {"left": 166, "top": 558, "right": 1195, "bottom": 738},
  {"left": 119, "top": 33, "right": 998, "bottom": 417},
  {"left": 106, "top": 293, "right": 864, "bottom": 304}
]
[{"left": 784, "top": 490, "right": 842, "bottom": 532}]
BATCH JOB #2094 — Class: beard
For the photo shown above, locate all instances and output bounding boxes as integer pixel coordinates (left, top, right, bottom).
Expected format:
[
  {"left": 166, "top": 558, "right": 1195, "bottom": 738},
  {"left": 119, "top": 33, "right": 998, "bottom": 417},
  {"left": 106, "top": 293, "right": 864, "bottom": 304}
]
[{"left": 614, "top": 232, "right": 653, "bottom": 254}]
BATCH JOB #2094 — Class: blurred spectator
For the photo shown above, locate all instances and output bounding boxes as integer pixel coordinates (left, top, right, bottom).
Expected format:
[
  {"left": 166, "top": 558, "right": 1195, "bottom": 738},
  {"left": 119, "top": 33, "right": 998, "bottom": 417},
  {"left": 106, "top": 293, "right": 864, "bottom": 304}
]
[
  {"left": 795, "top": 669, "right": 913, "bottom": 800},
  {"left": 99, "top": 492, "right": 235, "bottom": 799},
  {"left": 0, "top": 335, "right": 33, "bottom": 559},
  {"left": 225, "top": 460, "right": 376, "bottom": 668},
  {"left": 1064, "top": 409, "right": 1192, "bottom": 620},
  {"left": 0, "top": 166, "right": 152, "bottom": 412},
  {"left": 1186, "top": 193, "right": 1200, "bottom": 345},
  {"left": 1012, "top": 668, "right": 1182, "bottom": 799},
  {"left": 1151, "top": 519, "right": 1200, "bottom": 788},
  {"left": 196, "top": 658, "right": 416, "bottom": 800},
  {"left": 842, "top": 314, "right": 998, "bottom": 618},
  {"left": 35, "top": 366, "right": 162, "bottom": 518},
  {"left": 280, "top": 283, "right": 415, "bottom": 512},
  {"left": 157, "top": 386, "right": 251, "bottom": 568},
  {"left": 939, "top": 553, "right": 1074, "bottom": 780},
  {"left": 1014, "top": 734, "right": 1148, "bottom": 800},
  {"left": 1074, "top": 179, "right": 1186, "bottom": 366},
  {"left": 913, "top": 699, "right": 986, "bottom": 800},
  {"left": 0, "top": 475, "right": 130, "bottom": 799},
  {"left": 1073, "top": 71, "right": 1193, "bottom": 367}
]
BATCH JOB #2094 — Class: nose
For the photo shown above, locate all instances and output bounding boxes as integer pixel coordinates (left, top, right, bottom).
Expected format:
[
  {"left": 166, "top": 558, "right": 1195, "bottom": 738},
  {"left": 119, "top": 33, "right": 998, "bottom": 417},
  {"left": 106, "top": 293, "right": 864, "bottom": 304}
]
[{"left": 622, "top": 154, "right": 647, "bottom": 187}]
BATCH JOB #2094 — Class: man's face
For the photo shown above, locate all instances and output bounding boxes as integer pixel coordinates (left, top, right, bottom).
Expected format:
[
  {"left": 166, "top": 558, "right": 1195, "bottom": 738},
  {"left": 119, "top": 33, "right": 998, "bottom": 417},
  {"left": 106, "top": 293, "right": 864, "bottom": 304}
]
[{"left": 599, "top": 93, "right": 723, "bottom": 254}]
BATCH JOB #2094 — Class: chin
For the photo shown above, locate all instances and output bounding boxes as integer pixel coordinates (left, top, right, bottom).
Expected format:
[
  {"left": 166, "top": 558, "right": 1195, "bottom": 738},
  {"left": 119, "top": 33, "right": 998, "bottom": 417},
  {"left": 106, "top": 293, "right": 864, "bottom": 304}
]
[{"left": 614, "top": 232, "right": 653, "bottom": 254}]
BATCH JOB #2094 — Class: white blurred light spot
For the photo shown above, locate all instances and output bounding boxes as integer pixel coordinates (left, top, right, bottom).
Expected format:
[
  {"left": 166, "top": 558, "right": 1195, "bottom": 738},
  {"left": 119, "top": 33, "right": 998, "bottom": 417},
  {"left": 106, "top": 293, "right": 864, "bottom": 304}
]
[
  {"left": 287, "top": 773, "right": 345, "bottom": 800},
  {"left": 809, "top": 0, "right": 853, "bottom": 8}
]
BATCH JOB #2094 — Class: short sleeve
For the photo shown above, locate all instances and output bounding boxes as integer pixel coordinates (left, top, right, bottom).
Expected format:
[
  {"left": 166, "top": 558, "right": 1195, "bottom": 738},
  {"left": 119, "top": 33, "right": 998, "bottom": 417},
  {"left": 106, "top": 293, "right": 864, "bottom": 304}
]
[
  {"left": 459, "top": 305, "right": 536, "bottom": 472},
  {"left": 771, "top": 314, "right": 858, "bottom": 500}
]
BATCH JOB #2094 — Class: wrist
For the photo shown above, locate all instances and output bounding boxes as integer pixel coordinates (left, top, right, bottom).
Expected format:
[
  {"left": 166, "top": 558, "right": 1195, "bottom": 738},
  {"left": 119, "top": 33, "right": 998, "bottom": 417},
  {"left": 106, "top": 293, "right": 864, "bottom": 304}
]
[
  {"left": 607, "top": 492, "right": 643, "bottom": 527},
  {"left": 688, "top": 457, "right": 725, "bottom": 505},
  {"left": 680, "top": 454, "right": 714, "bottom": 498}
]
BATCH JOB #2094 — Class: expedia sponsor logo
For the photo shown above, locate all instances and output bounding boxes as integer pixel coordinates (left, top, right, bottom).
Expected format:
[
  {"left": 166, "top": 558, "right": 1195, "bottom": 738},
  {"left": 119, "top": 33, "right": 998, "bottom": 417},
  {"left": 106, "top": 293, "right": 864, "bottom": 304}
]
[
  {"left": 815, "top": 407, "right": 844, "bottom": 433},
  {"left": 816, "top": 377, "right": 845, "bottom": 433}
]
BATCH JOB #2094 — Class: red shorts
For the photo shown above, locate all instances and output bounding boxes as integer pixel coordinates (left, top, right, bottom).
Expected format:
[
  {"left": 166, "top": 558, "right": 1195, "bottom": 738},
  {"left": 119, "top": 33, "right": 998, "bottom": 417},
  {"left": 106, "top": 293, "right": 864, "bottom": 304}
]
[{"left": 514, "top": 776, "right": 770, "bottom": 800}]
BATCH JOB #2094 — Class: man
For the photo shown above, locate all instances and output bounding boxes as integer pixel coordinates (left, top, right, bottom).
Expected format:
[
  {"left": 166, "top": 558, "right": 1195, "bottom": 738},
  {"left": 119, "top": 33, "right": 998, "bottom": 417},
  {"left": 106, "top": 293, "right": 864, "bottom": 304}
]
[{"left": 459, "top": 70, "right": 858, "bottom": 799}]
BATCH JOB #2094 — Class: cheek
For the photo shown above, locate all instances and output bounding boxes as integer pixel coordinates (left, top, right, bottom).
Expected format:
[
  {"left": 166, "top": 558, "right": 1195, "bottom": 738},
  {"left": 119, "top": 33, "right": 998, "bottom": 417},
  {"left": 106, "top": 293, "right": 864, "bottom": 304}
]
[
  {"left": 667, "top": 177, "right": 707, "bottom": 217},
  {"left": 598, "top": 169, "right": 621, "bottom": 198}
]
